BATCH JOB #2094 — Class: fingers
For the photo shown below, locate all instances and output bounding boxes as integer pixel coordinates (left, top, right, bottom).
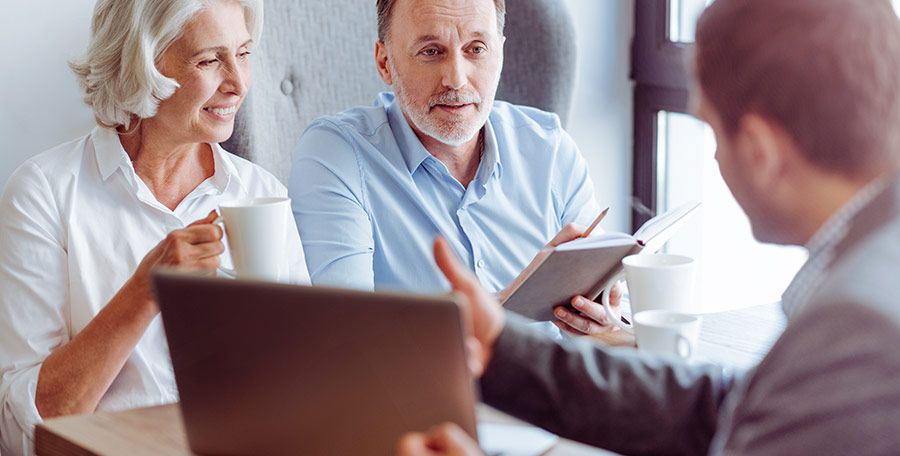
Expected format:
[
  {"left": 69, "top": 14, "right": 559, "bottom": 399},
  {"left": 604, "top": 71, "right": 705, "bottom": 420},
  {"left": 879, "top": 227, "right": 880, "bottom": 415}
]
[
  {"left": 609, "top": 282, "right": 624, "bottom": 307},
  {"left": 554, "top": 306, "right": 599, "bottom": 335},
  {"left": 396, "top": 432, "right": 437, "bottom": 456},
  {"left": 434, "top": 237, "right": 479, "bottom": 294},
  {"left": 553, "top": 295, "right": 619, "bottom": 335},
  {"left": 169, "top": 223, "right": 223, "bottom": 245},
  {"left": 396, "top": 423, "right": 481, "bottom": 456},
  {"left": 427, "top": 423, "right": 482, "bottom": 456},
  {"left": 188, "top": 210, "right": 219, "bottom": 226},
  {"left": 547, "top": 223, "right": 586, "bottom": 247}
]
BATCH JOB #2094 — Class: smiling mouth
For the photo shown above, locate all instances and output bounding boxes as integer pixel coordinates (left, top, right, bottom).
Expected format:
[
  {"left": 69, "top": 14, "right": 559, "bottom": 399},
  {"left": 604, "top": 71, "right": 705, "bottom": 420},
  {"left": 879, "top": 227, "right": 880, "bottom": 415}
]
[{"left": 203, "top": 105, "right": 238, "bottom": 117}]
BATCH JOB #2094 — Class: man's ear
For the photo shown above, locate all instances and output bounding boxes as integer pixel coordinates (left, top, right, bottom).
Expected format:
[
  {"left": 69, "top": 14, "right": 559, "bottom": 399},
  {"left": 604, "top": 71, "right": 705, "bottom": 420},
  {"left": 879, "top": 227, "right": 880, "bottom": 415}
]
[
  {"left": 375, "top": 41, "right": 393, "bottom": 85},
  {"left": 738, "top": 114, "right": 790, "bottom": 190}
]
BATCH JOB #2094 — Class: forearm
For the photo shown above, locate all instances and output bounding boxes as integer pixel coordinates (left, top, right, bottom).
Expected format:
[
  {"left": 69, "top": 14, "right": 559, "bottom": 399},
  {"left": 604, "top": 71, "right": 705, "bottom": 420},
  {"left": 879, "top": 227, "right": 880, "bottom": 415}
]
[
  {"left": 35, "top": 278, "right": 157, "bottom": 418},
  {"left": 480, "top": 314, "right": 732, "bottom": 455}
]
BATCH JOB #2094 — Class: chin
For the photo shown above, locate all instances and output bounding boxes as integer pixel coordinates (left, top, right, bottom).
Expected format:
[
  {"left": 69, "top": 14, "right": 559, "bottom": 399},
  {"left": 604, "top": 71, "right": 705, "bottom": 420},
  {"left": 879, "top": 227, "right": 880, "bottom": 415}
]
[{"left": 203, "top": 125, "right": 236, "bottom": 144}]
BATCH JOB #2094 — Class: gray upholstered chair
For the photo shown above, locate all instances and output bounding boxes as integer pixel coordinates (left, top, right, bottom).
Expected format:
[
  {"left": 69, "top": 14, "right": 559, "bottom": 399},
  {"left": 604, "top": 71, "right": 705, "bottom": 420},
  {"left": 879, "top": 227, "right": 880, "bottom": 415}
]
[{"left": 224, "top": 0, "right": 577, "bottom": 182}]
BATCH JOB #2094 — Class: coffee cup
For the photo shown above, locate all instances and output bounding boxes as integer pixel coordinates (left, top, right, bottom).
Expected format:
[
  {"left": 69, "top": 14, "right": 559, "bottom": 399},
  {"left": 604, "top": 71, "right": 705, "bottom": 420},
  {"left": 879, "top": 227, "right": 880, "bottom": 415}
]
[
  {"left": 601, "top": 253, "right": 696, "bottom": 333},
  {"left": 633, "top": 310, "right": 701, "bottom": 359},
  {"left": 214, "top": 197, "right": 290, "bottom": 281}
]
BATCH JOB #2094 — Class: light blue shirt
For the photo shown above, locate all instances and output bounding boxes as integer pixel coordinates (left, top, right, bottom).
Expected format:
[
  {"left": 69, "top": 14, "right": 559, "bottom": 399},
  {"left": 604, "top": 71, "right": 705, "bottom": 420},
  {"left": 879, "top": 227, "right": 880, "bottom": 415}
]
[{"left": 290, "top": 92, "right": 600, "bottom": 294}]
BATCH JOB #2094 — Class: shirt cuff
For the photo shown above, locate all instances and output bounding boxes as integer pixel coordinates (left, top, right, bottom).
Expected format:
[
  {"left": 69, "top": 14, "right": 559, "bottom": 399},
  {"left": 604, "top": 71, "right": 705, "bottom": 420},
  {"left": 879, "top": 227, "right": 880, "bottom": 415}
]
[{"left": 1, "top": 364, "right": 43, "bottom": 455}]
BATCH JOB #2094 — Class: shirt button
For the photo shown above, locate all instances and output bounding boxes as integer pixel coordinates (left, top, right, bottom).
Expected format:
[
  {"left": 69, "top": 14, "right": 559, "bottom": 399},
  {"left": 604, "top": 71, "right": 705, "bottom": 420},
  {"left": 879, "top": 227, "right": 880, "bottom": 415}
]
[
  {"left": 281, "top": 78, "right": 295, "bottom": 95},
  {"left": 476, "top": 259, "right": 486, "bottom": 269}
]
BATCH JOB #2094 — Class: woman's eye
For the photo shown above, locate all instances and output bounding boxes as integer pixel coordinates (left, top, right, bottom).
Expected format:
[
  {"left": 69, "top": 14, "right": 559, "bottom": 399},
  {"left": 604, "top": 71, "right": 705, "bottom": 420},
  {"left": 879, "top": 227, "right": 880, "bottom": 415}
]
[
  {"left": 198, "top": 58, "right": 219, "bottom": 67},
  {"left": 421, "top": 48, "right": 439, "bottom": 57},
  {"left": 238, "top": 51, "right": 252, "bottom": 59}
]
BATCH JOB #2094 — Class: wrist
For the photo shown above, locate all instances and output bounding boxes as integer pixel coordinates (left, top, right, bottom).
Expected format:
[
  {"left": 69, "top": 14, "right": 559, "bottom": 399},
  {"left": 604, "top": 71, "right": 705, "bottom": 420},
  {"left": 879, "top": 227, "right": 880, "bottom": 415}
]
[{"left": 118, "top": 274, "right": 160, "bottom": 319}]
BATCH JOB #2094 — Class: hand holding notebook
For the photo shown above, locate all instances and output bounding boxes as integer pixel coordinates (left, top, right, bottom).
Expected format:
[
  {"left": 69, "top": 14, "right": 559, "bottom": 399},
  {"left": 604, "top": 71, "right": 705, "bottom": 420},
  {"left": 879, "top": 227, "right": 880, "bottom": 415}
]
[{"left": 501, "top": 201, "right": 701, "bottom": 321}]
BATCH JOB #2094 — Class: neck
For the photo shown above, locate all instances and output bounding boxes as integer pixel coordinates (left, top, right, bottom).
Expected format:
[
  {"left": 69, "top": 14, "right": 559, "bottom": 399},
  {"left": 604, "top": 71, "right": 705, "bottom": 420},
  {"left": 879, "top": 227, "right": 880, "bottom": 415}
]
[
  {"left": 416, "top": 127, "right": 483, "bottom": 188},
  {"left": 788, "top": 171, "right": 878, "bottom": 245},
  {"left": 117, "top": 120, "right": 215, "bottom": 210}
]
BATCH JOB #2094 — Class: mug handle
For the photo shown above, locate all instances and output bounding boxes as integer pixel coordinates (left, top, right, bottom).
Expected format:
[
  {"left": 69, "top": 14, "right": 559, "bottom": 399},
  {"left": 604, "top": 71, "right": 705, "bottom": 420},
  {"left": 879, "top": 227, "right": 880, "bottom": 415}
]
[
  {"left": 601, "top": 272, "right": 633, "bottom": 333},
  {"left": 211, "top": 214, "right": 237, "bottom": 278},
  {"left": 675, "top": 334, "right": 693, "bottom": 359}
]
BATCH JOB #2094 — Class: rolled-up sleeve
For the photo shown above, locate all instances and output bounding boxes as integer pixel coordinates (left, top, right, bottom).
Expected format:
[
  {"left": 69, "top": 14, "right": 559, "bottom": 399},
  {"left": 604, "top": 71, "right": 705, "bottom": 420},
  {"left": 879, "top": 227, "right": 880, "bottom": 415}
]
[
  {"left": 289, "top": 122, "right": 375, "bottom": 291},
  {"left": 0, "top": 162, "right": 70, "bottom": 455}
]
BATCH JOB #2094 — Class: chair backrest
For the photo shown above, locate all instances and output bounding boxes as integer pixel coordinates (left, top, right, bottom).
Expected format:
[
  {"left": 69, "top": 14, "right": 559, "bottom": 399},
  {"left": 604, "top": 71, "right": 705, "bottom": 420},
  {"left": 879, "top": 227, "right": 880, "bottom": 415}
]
[{"left": 224, "top": 0, "right": 577, "bottom": 182}]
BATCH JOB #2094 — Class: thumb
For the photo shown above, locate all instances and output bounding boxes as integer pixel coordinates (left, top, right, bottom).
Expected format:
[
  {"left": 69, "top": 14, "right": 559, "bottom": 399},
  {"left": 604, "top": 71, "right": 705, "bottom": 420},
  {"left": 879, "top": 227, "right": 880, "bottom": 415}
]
[{"left": 434, "top": 237, "right": 479, "bottom": 294}]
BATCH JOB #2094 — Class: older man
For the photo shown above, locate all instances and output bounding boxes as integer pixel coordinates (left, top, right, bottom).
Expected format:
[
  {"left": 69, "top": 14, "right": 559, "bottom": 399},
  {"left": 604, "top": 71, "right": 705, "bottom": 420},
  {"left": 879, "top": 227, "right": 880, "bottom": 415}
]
[
  {"left": 398, "top": 0, "right": 900, "bottom": 454},
  {"left": 289, "top": 0, "right": 611, "bottom": 332}
]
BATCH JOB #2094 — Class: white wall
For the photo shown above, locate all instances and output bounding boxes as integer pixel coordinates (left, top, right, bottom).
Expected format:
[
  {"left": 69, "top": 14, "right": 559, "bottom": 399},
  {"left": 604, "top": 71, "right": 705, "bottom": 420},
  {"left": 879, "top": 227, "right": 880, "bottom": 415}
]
[
  {"left": 0, "top": 0, "right": 635, "bottom": 232},
  {"left": 565, "top": 0, "right": 634, "bottom": 232},
  {"left": 0, "top": 0, "right": 97, "bottom": 188}
]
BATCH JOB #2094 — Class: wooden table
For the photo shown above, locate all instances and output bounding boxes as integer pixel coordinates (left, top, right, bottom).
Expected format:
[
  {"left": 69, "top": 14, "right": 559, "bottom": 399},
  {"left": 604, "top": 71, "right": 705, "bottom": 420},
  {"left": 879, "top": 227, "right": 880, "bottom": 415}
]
[{"left": 35, "top": 303, "right": 785, "bottom": 456}]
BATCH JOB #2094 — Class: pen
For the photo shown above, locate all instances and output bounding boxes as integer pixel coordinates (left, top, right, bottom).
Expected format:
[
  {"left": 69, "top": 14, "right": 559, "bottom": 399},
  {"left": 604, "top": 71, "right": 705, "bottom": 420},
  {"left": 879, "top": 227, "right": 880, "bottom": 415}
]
[{"left": 581, "top": 207, "right": 610, "bottom": 238}]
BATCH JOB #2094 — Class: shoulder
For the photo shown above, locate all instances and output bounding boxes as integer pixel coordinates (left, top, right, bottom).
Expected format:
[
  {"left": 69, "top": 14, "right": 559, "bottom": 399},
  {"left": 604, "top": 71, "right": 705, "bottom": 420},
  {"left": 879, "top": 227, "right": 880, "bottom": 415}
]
[
  {"left": 728, "top": 299, "right": 900, "bottom": 453},
  {"left": 814, "top": 211, "right": 900, "bottom": 325},
  {"left": 299, "top": 94, "right": 393, "bottom": 152},
  {"left": 2, "top": 133, "right": 92, "bottom": 201},
  {"left": 489, "top": 100, "right": 564, "bottom": 135}
]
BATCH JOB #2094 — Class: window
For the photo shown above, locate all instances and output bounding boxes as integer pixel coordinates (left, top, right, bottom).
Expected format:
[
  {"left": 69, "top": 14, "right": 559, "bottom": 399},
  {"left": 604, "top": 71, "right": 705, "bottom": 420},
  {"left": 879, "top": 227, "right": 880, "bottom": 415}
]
[{"left": 632, "top": 1, "right": 806, "bottom": 312}]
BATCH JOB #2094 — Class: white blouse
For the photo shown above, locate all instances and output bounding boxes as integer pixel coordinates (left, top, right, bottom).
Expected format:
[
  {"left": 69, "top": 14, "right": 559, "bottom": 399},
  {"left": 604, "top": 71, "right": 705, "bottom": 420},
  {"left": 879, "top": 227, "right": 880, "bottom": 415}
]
[{"left": 0, "top": 126, "right": 310, "bottom": 454}]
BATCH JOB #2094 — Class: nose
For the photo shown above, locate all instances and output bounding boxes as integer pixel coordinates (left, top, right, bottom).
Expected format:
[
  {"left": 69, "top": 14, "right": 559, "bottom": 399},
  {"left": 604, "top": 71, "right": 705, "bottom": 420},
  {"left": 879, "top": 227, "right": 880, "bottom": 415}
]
[
  {"left": 441, "top": 50, "right": 468, "bottom": 90},
  {"left": 221, "top": 58, "right": 248, "bottom": 97}
]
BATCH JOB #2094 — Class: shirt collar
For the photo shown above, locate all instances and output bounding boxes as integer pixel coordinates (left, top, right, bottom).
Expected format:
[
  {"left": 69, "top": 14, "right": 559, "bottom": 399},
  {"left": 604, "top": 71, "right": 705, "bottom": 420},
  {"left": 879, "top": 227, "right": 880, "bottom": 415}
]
[
  {"left": 92, "top": 126, "right": 132, "bottom": 181},
  {"left": 804, "top": 175, "right": 890, "bottom": 256},
  {"left": 91, "top": 124, "right": 240, "bottom": 195},
  {"left": 781, "top": 175, "right": 892, "bottom": 318},
  {"left": 384, "top": 91, "right": 502, "bottom": 180}
]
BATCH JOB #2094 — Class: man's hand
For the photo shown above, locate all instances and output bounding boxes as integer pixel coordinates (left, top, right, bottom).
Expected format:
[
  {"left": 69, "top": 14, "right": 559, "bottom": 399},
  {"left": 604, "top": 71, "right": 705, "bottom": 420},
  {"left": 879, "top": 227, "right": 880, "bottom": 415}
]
[
  {"left": 396, "top": 423, "right": 483, "bottom": 456},
  {"left": 553, "top": 283, "right": 624, "bottom": 336},
  {"left": 498, "top": 224, "right": 586, "bottom": 303},
  {"left": 434, "top": 237, "right": 505, "bottom": 377}
]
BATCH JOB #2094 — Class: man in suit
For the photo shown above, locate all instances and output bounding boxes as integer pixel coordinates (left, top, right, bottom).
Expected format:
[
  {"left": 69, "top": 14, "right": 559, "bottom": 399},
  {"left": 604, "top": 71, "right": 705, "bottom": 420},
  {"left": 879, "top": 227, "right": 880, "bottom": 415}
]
[{"left": 398, "top": 0, "right": 900, "bottom": 454}]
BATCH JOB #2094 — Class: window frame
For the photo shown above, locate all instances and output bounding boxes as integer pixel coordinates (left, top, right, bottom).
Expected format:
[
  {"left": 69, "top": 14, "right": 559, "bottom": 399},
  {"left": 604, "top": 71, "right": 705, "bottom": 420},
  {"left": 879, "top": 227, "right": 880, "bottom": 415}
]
[{"left": 631, "top": 0, "right": 693, "bottom": 232}]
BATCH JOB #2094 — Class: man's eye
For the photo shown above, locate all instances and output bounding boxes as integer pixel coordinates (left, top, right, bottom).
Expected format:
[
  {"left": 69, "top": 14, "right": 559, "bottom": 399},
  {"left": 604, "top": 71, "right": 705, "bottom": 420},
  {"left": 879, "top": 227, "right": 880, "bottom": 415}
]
[
  {"left": 199, "top": 58, "right": 219, "bottom": 67},
  {"left": 238, "top": 51, "right": 252, "bottom": 59},
  {"left": 471, "top": 46, "right": 487, "bottom": 54},
  {"left": 421, "top": 48, "right": 439, "bottom": 57}
]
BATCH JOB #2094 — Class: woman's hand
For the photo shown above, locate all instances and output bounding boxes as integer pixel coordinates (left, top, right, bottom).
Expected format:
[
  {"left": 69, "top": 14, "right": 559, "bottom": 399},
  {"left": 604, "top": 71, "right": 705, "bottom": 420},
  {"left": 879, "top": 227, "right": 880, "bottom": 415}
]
[
  {"left": 126, "top": 210, "right": 225, "bottom": 312},
  {"left": 35, "top": 210, "right": 226, "bottom": 418}
]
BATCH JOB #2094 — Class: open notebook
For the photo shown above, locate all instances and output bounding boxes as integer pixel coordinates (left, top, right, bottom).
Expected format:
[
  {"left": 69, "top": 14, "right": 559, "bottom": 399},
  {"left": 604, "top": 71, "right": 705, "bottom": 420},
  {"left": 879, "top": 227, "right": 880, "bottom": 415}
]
[{"left": 503, "top": 201, "right": 701, "bottom": 321}]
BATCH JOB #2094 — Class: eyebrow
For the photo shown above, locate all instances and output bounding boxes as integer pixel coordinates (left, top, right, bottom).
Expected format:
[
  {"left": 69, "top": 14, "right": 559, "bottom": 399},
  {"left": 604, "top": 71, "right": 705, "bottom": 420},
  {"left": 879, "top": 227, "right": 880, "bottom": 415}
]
[
  {"left": 190, "top": 39, "right": 254, "bottom": 58},
  {"left": 412, "top": 31, "right": 490, "bottom": 47}
]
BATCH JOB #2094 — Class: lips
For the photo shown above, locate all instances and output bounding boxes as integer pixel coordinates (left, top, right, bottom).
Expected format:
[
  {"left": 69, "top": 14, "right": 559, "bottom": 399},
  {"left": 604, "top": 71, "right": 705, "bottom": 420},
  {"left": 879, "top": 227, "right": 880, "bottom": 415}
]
[
  {"left": 433, "top": 103, "right": 475, "bottom": 113},
  {"left": 203, "top": 105, "right": 238, "bottom": 116}
]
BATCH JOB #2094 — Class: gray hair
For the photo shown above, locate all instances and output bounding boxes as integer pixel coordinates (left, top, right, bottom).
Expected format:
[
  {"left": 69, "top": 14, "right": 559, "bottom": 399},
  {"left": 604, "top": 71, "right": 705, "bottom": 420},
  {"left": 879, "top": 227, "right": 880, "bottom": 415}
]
[
  {"left": 70, "top": 0, "right": 263, "bottom": 128},
  {"left": 376, "top": 0, "right": 506, "bottom": 42}
]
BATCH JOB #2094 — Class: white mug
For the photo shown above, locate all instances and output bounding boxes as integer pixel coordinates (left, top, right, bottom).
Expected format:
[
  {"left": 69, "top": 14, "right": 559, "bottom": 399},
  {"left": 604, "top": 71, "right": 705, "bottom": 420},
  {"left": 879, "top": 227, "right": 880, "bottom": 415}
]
[
  {"left": 601, "top": 253, "right": 695, "bottom": 333},
  {"left": 214, "top": 197, "right": 290, "bottom": 281},
  {"left": 633, "top": 310, "right": 701, "bottom": 359}
]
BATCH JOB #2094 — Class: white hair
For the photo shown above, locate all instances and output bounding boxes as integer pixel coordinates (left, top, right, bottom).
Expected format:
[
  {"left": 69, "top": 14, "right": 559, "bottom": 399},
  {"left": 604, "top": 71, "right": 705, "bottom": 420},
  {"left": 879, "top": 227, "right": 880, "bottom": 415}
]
[{"left": 70, "top": 0, "right": 263, "bottom": 128}]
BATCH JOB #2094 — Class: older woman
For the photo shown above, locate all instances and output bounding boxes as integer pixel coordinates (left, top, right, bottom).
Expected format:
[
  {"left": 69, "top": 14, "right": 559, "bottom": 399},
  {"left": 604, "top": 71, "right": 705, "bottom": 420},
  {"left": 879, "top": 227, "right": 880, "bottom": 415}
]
[{"left": 0, "top": 0, "right": 308, "bottom": 453}]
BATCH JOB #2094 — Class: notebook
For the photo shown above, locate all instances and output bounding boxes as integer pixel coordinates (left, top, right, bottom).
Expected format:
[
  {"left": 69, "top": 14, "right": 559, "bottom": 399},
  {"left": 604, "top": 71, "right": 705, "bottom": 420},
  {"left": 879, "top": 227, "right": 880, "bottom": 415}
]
[{"left": 502, "top": 201, "right": 701, "bottom": 321}]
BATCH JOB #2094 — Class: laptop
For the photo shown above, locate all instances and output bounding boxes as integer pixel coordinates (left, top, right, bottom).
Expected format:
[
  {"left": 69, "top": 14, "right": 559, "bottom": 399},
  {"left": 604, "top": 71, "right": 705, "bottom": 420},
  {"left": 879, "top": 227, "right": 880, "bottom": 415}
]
[{"left": 153, "top": 271, "right": 478, "bottom": 455}]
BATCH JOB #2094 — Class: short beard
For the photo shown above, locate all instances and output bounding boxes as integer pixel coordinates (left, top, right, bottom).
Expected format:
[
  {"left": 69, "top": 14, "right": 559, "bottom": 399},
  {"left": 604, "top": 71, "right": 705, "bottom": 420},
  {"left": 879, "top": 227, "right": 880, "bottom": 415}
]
[{"left": 389, "top": 60, "right": 494, "bottom": 147}]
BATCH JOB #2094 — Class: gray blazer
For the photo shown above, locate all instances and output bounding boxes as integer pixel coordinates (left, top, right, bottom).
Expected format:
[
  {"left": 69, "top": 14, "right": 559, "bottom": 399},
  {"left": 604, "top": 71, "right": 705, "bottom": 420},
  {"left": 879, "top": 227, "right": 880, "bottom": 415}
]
[{"left": 481, "top": 177, "right": 900, "bottom": 455}]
